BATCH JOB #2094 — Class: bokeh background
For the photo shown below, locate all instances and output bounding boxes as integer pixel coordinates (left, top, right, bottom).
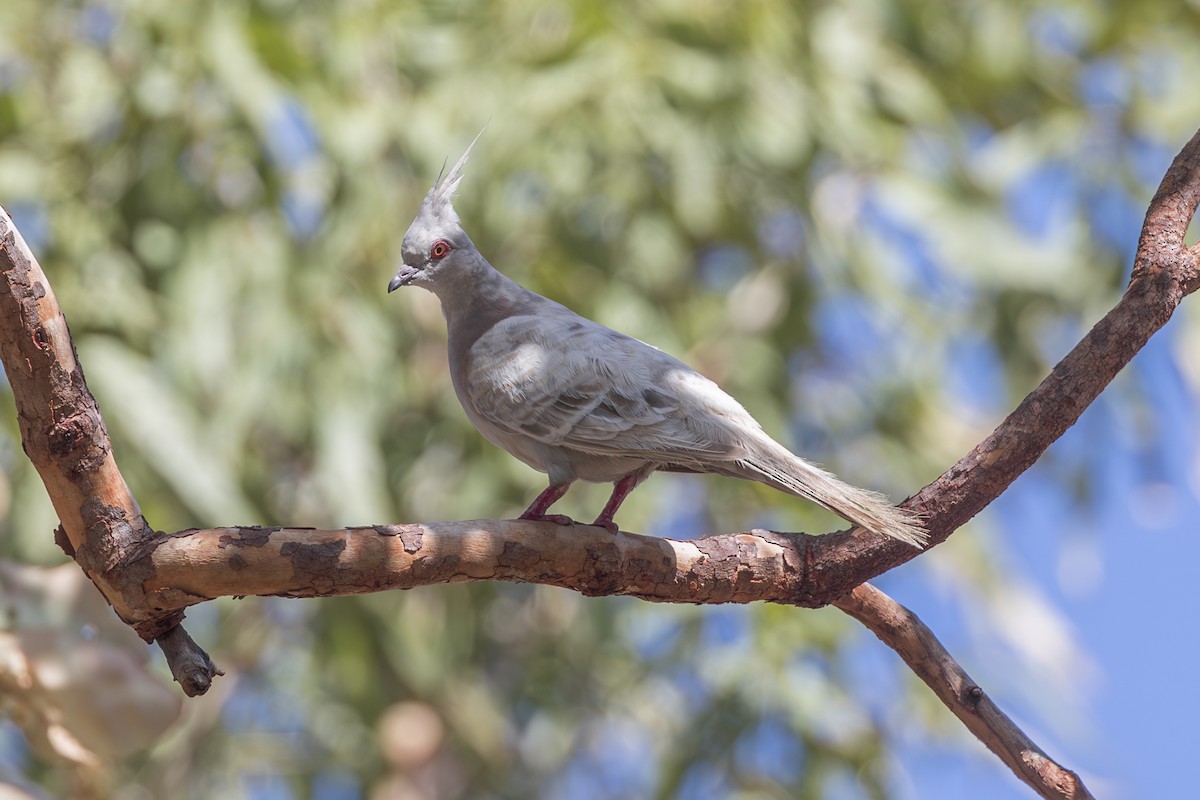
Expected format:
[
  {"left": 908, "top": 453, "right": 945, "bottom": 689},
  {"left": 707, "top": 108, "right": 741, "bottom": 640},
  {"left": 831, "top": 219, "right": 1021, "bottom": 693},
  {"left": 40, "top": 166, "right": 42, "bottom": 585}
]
[{"left": 2, "top": 1, "right": 1199, "bottom": 798}]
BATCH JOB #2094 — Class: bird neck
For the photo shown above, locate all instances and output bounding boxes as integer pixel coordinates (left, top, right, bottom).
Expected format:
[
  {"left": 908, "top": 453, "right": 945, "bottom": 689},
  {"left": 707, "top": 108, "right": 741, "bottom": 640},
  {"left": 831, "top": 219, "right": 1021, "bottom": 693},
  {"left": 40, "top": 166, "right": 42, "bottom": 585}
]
[{"left": 435, "top": 253, "right": 533, "bottom": 352}]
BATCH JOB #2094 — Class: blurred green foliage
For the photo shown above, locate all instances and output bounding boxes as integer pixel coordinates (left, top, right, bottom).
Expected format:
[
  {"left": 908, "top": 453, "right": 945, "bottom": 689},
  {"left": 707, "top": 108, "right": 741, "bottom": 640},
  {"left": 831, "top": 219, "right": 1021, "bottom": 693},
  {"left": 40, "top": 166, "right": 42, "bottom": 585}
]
[{"left": 0, "top": 0, "right": 1198, "bottom": 798}]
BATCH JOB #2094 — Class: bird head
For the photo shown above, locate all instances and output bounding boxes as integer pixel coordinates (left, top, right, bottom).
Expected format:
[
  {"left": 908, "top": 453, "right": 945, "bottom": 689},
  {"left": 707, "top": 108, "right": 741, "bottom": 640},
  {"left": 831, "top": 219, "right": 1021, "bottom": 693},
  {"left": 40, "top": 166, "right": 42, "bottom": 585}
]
[{"left": 388, "top": 132, "right": 483, "bottom": 294}]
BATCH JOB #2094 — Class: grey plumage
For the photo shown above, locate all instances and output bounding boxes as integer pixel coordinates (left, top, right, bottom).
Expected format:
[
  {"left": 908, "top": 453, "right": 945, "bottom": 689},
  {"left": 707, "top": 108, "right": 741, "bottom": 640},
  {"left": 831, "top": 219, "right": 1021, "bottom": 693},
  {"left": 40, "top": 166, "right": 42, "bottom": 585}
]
[{"left": 387, "top": 140, "right": 926, "bottom": 548}]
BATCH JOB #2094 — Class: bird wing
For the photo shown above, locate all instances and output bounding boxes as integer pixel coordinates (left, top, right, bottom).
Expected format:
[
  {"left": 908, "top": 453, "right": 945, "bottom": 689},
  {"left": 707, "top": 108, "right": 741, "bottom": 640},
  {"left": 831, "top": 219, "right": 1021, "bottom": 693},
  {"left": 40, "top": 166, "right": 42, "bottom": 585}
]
[{"left": 464, "top": 312, "right": 757, "bottom": 463}]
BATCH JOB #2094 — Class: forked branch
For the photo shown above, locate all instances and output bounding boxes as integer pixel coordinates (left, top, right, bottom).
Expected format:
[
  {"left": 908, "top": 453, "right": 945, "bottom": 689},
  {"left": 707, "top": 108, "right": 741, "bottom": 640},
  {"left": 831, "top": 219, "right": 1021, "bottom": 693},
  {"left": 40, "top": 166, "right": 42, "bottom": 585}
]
[{"left": 4, "top": 128, "right": 1199, "bottom": 798}]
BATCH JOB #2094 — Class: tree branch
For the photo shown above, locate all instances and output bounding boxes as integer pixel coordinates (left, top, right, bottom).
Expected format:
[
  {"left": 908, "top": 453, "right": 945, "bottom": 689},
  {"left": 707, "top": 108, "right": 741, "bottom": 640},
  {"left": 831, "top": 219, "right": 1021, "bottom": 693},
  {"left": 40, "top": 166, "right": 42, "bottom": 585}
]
[
  {"left": 142, "top": 523, "right": 815, "bottom": 607},
  {"left": 4, "top": 126, "right": 1200, "bottom": 795},
  {"left": 834, "top": 584, "right": 1095, "bottom": 800},
  {"left": 0, "top": 210, "right": 156, "bottom": 621},
  {"left": 0, "top": 209, "right": 197, "bottom": 685}
]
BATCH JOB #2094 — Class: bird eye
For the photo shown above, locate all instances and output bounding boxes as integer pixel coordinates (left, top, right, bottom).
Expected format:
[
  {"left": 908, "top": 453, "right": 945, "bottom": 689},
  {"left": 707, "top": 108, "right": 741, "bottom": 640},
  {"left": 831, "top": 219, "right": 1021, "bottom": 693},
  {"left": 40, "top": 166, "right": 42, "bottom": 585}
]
[{"left": 430, "top": 240, "right": 452, "bottom": 260}]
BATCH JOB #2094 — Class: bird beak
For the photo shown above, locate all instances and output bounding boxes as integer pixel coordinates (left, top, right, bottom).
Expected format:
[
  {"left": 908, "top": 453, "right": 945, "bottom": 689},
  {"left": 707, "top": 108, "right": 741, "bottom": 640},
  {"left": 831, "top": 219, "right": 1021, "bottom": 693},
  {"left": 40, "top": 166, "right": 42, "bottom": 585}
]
[{"left": 387, "top": 265, "right": 419, "bottom": 293}]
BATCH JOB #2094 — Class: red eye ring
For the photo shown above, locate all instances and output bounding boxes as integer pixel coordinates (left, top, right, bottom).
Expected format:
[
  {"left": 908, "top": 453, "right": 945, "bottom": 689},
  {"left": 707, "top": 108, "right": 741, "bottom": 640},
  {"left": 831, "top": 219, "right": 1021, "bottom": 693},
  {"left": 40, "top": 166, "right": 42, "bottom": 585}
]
[{"left": 430, "top": 240, "right": 451, "bottom": 260}]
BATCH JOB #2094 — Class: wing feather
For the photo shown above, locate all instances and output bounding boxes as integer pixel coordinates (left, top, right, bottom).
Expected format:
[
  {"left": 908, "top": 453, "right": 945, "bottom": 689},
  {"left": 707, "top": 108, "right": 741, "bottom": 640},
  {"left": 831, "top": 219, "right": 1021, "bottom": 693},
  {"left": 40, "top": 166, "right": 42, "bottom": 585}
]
[{"left": 466, "top": 314, "right": 753, "bottom": 462}]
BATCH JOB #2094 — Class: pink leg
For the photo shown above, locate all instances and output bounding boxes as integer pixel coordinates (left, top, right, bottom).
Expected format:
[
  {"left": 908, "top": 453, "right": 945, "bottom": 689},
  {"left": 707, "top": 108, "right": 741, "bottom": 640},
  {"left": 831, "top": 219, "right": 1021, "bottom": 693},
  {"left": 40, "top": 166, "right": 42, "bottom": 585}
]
[
  {"left": 591, "top": 473, "right": 642, "bottom": 534},
  {"left": 519, "top": 482, "right": 575, "bottom": 526}
]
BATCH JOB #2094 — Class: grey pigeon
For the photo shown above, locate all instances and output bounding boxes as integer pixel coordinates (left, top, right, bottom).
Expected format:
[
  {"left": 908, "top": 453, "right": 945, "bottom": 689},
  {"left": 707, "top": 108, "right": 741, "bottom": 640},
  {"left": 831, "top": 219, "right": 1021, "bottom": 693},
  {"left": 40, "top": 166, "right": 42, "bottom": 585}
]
[{"left": 387, "top": 141, "right": 926, "bottom": 548}]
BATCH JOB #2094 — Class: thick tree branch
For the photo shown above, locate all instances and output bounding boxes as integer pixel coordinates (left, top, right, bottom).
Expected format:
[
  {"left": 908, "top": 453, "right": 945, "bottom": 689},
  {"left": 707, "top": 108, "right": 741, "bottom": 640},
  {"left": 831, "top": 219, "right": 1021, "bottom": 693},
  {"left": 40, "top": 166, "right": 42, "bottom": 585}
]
[
  {"left": 0, "top": 211, "right": 155, "bottom": 623},
  {"left": 834, "top": 584, "right": 1095, "bottom": 800},
  {"left": 0, "top": 210, "right": 199, "bottom": 686},
  {"left": 141, "top": 523, "right": 812, "bottom": 607},
  {"left": 4, "top": 127, "right": 1200, "bottom": 795}
]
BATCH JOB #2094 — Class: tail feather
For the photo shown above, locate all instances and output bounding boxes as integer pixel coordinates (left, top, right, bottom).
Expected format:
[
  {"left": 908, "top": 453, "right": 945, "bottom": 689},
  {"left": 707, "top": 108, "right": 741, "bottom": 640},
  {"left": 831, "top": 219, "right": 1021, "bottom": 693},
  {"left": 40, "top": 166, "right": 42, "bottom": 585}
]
[{"left": 735, "top": 443, "right": 927, "bottom": 548}]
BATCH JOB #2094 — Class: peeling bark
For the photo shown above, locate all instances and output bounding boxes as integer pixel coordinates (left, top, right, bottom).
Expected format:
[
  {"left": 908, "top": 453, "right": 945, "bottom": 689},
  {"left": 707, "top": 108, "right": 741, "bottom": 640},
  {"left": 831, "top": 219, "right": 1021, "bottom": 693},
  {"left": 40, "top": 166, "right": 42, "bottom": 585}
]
[{"left": 5, "top": 127, "right": 1200, "bottom": 797}]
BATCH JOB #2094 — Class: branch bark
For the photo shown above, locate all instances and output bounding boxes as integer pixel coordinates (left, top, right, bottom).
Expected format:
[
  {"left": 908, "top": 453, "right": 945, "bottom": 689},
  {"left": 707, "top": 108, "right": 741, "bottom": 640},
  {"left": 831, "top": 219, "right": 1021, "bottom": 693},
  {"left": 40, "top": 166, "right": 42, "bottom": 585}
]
[
  {"left": 4, "top": 127, "right": 1199, "bottom": 796},
  {"left": 834, "top": 584, "right": 1095, "bottom": 800},
  {"left": 0, "top": 212, "right": 158, "bottom": 629}
]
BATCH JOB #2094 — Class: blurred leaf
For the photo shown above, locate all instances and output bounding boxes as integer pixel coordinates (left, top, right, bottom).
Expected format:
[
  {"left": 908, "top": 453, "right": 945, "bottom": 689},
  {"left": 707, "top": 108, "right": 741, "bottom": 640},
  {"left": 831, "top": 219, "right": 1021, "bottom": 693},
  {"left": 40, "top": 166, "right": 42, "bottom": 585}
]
[{"left": 6, "top": 630, "right": 181, "bottom": 760}]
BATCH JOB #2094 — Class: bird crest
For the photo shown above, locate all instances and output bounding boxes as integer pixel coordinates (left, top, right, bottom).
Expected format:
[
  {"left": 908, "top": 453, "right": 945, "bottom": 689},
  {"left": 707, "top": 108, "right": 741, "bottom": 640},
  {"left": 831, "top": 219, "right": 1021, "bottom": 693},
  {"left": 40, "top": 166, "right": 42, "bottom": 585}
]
[{"left": 416, "top": 127, "right": 486, "bottom": 229}]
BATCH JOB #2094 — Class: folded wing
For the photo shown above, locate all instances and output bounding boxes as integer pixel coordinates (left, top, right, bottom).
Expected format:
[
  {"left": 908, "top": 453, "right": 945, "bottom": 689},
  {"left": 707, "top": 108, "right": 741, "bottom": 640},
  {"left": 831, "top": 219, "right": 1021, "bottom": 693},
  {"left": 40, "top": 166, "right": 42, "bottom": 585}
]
[{"left": 465, "top": 314, "right": 754, "bottom": 464}]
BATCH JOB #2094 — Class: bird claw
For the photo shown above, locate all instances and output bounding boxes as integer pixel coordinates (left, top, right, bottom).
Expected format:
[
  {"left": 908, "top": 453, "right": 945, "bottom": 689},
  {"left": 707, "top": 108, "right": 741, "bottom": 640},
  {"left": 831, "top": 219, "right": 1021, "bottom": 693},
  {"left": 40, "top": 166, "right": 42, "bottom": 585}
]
[
  {"left": 591, "top": 518, "right": 619, "bottom": 534},
  {"left": 519, "top": 512, "right": 575, "bottom": 527}
]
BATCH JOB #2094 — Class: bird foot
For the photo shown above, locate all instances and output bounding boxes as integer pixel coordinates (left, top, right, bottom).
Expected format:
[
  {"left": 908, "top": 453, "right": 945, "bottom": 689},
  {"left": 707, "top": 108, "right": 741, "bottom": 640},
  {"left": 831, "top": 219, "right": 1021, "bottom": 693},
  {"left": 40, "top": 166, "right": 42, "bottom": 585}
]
[
  {"left": 519, "top": 512, "right": 575, "bottom": 527},
  {"left": 590, "top": 517, "right": 619, "bottom": 534}
]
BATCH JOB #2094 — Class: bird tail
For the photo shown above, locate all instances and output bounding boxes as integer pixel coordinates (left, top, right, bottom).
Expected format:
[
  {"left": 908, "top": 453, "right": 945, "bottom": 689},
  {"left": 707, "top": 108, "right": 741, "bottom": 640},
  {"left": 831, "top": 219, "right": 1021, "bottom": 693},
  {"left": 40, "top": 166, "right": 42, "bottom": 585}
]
[{"left": 735, "top": 441, "right": 927, "bottom": 548}]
